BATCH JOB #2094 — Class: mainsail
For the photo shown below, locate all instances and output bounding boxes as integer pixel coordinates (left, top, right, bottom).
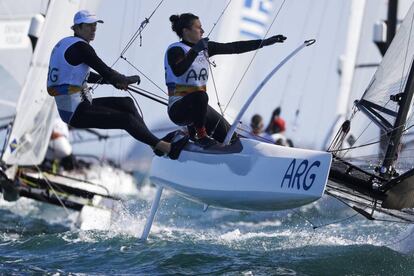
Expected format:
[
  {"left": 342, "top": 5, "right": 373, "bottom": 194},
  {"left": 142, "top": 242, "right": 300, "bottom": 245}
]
[
  {"left": 356, "top": 3, "right": 414, "bottom": 140},
  {"left": 1, "top": 0, "right": 100, "bottom": 166},
  {"left": 328, "top": 2, "right": 414, "bottom": 221}
]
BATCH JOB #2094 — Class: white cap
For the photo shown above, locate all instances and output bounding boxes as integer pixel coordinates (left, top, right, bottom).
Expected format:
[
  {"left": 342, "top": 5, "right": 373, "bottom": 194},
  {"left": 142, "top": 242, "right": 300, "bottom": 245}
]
[{"left": 73, "top": 10, "right": 103, "bottom": 26}]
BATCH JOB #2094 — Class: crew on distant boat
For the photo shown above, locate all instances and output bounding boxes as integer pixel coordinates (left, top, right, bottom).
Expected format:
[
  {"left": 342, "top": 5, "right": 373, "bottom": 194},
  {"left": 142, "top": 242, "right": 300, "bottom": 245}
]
[
  {"left": 47, "top": 10, "right": 187, "bottom": 160},
  {"left": 44, "top": 117, "right": 76, "bottom": 172},
  {"left": 250, "top": 114, "right": 274, "bottom": 142},
  {"left": 165, "top": 13, "right": 287, "bottom": 147},
  {"left": 265, "top": 107, "right": 286, "bottom": 135},
  {"left": 265, "top": 107, "right": 293, "bottom": 147}
]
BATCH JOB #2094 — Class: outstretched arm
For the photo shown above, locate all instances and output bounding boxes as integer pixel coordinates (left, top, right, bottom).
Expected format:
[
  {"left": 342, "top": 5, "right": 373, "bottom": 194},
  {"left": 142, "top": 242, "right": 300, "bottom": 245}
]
[
  {"left": 65, "top": 42, "right": 139, "bottom": 89},
  {"left": 208, "top": 35, "right": 286, "bottom": 57}
]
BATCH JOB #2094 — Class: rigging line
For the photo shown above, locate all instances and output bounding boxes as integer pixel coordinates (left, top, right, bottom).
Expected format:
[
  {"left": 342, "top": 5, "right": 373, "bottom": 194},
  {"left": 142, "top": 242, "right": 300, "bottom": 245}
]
[
  {"left": 291, "top": 203, "right": 359, "bottom": 230},
  {"left": 207, "top": 0, "right": 292, "bottom": 137},
  {"left": 397, "top": 11, "right": 414, "bottom": 97},
  {"left": 223, "top": 0, "right": 288, "bottom": 114},
  {"left": 341, "top": 99, "right": 406, "bottom": 149},
  {"left": 292, "top": 0, "right": 329, "bottom": 130},
  {"left": 340, "top": 108, "right": 379, "bottom": 157},
  {"left": 47, "top": 170, "right": 113, "bottom": 197},
  {"left": 126, "top": 90, "right": 145, "bottom": 119},
  {"left": 329, "top": 138, "right": 379, "bottom": 153},
  {"left": 289, "top": 209, "right": 320, "bottom": 257},
  {"left": 291, "top": 209, "right": 319, "bottom": 229},
  {"left": 208, "top": 63, "right": 229, "bottom": 136},
  {"left": 278, "top": 0, "right": 314, "bottom": 108},
  {"left": 111, "top": 0, "right": 130, "bottom": 161},
  {"left": 120, "top": 0, "right": 165, "bottom": 57},
  {"left": 121, "top": 56, "right": 167, "bottom": 95},
  {"left": 388, "top": 13, "right": 414, "bottom": 161},
  {"left": 339, "top": 114, "right": 413, "bottom": 158},
  {"left": 313, "top": 213, "right": 359, "bottom": 230},
  {"left": 204, "top": 0, "right": 234, "bottom": 133},
  {"left": 208, "top": 61, "right": 225, "bottom": 117},
  {"left": 89, "top": 0, "right": 165, "bottom": 93},
  {"left": 328, "top": 136, "right": 381, "bottom": 155},
  {"left": 32, "top": 165, "right": 70, "bottom": 216},
  {"left": 206, "top": 0, "right": 232, "bottom": 38},
  {"left": 311, "top": 0, "right": 348, "bottom": 147}
]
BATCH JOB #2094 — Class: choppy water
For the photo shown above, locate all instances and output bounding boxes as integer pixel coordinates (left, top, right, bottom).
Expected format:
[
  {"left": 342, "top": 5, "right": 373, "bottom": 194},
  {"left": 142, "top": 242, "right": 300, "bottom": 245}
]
[{"left": 1, "top": 184, "right": 414, "bottom": 275}]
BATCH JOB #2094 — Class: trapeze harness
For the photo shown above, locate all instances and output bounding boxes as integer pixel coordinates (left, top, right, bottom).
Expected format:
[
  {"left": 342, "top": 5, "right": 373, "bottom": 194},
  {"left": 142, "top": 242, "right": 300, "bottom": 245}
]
[{"left": 46, "top": 36, "right": 160, "bottom": 147}]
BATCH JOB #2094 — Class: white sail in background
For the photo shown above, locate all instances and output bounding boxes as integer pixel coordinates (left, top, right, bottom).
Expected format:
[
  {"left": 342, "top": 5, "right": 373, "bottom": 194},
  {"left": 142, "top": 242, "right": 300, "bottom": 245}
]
[
  {"left": 361, "top": 3, "right": 414, "bottom": 127},
  {"left": 208, "top": 0, "right": 274, "bottom": 121},
  {"left": 0, "top": 1, "right": 47, "bottom": 123},
  {"left": 1, "top": 0, "right": 101, "bottom": 166},
  {"left": 322, "top": 0, "right": 366, "bottom": 149},
  {"left": 0, "top": 0, "right": 49, "bottom": 86}
]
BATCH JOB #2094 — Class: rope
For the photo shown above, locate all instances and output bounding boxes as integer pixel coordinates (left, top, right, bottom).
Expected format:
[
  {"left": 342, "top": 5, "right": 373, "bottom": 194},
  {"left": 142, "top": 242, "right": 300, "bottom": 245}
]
[
  {"left": 121, "top": 57, "right": 167, "bottom": 95},
  {"left": 206, "top": 0, "right": 232, "bottom": 38},
  {"left": 120, "top": 0, "right": 164, "bottom": 57},
  {"left": 292, "top": 0, "right": 329, "bottom": 132},
  {"left": 311, "top": 0, "right": 348, "bottom": 147},
  {"left": 32, "top": 165, "right": 71, "bottom": 216},
  {"left": 278, "top": 0, "right": 313, "bottom": 108},
  {"left": 89, "top": 0, "right": 165, "bottom": 93},
  {"left": 207, "top": 0, "right": 288, "bottom": 135},
  {"left": 203, "top": 0, "right": 234, "bottom": 135},
  {"left": 223, "top": 0, "right": 287, "bottom": 114}
]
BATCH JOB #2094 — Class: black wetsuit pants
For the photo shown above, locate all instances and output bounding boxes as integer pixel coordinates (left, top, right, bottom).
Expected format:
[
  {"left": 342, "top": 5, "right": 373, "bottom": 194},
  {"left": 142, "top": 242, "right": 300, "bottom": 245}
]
[
  {"left": 168, "top": 92, "right": 231, "bottom": 143},
  {"left": 70, "top": 97, "right": 160, "bottom": 147}
]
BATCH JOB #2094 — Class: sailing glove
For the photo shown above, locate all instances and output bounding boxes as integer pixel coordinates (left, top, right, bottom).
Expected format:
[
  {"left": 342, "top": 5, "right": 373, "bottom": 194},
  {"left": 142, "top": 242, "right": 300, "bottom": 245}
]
[
  {"left": 192, "top": 37, "right": 209, "bottom": 53},
  {"left": 262, "top": 35, "right": 287, "bottom": 46},
  {"left": 126, "top": 75, "right": 140, "bottom": 85},
  {"left": 111, "top": 74, "right": 140, "bottom": 90}
]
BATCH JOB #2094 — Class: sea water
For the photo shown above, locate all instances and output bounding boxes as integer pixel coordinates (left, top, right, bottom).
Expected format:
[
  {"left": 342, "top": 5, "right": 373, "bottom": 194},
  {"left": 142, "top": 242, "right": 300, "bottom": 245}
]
[{"left": 1, "top": 185, "right": 414, "bottom": 275}]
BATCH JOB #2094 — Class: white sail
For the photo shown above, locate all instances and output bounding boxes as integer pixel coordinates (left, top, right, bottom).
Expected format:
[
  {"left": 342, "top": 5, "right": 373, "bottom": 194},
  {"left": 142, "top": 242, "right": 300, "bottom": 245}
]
[
  {"left": 323, "top": 0, "right": 366, "bottom": 149},
  {"left": 1, "top": 0, "right": 84, "bottom": 165},
  {"left": 361, "top": 3, "right": 414, "bottom": 127},
  {"left": 208, "top": 0, "right": 274, "bottom": 120}
]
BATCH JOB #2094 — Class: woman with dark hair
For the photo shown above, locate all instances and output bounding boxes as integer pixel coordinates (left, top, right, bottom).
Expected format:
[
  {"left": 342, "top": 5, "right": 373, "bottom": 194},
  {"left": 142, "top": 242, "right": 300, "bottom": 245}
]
[
  {"left": 265, "top": 107, "right": 286, "bottom": 134},
  {"left": 165, "top": 13, "right": 286, "bottom": 147}
]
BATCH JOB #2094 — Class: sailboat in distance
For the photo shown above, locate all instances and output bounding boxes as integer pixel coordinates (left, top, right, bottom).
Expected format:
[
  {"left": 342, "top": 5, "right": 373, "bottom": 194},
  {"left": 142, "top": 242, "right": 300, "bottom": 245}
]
[
  {"left": 328, "top": 1, "right": 414, "bottom": 222},
  {"left": 0, "top": 0, "right": 137, "bottom": 230}
]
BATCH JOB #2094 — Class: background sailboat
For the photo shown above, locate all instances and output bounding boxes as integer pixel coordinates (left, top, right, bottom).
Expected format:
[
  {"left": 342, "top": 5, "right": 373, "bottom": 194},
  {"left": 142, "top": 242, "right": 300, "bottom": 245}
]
[
  {"left": 0, "top": 0, "right": 139, "bottom": 230},
  {"left": 328, "top": 0, "right": 414, "bottom": 222},
  {"left": 0, "top": 1, "right": 47, "bottom": 142}
]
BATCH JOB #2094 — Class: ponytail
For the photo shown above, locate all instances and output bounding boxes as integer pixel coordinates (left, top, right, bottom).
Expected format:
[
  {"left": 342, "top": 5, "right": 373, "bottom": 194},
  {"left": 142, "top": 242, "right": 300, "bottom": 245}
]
[{"left": 169, "top": 13, "right": 199, "bottom": 38}]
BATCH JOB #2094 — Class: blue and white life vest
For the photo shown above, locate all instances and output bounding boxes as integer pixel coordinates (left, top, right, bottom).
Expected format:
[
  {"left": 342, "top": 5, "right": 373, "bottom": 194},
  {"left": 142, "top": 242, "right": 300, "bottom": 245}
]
[
  {"left": 164, "top": 41, "right": 209, "bottom": 108},
  {"left": 47, "top": 36, "right": 90, "bottom": 123}
]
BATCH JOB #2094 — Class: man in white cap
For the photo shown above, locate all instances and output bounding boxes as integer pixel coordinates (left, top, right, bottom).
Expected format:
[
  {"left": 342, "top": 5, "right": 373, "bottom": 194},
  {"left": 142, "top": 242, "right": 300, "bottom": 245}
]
[{"left": 47, "top": 10, "right": 188, "bottom": 160}]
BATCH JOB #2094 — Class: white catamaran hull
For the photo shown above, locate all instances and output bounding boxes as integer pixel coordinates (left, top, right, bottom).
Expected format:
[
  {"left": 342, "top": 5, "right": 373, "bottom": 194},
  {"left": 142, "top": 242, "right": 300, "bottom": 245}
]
[{"left": 150, "top": 138, "right": 332, "bottom": 211}]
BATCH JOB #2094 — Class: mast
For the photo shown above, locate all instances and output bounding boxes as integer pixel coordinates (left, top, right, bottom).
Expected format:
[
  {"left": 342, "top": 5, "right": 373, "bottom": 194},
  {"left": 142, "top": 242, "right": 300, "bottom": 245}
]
[
  {"left": 375, "top": 0, "right": 398, "bottom": 56},
  {"left": 375, "top": 0, "right": 403, "bottom": 179},
  {"left": 380, "top": 60, "right": 414, "bottom": 178}
]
